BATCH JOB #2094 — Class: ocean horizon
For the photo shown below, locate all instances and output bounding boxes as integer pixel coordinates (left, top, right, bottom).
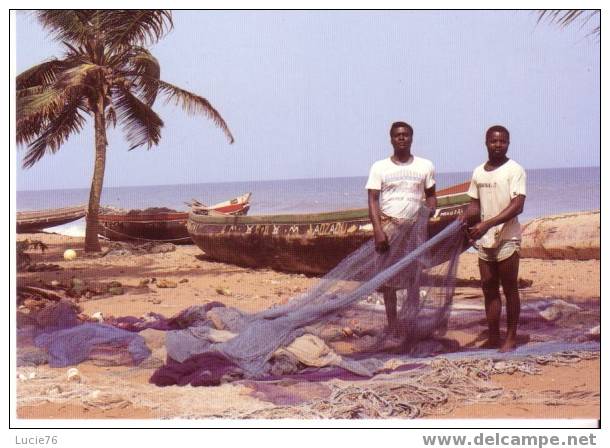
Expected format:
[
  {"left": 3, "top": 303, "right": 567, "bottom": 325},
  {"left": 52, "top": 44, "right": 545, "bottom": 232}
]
[{"left": 16, "top": 166, "right": 600, "bottom": 237}]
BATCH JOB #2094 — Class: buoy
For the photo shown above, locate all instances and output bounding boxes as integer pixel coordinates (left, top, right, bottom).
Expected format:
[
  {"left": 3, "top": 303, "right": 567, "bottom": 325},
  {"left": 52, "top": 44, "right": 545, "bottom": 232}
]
[
  {"left": 63, "top": 249, "right": 77, "bottom": 261},
  {"left": 66, "top": 367, "right": 81, "bottom": 382}
]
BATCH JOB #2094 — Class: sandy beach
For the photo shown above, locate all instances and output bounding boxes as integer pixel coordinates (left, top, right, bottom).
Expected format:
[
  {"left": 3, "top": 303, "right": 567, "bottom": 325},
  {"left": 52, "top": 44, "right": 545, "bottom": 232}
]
[
  {"left": 13, "top": 7, "right": 601, "bottom": 429},
  {"left": 15, "top": 231, "right": 600, "bottom": 421}
]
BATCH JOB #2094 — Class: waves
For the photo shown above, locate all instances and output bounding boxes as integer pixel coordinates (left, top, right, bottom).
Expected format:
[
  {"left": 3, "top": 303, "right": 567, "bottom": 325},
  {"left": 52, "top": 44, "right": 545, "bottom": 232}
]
[{"left": 17, "top": 167, "right": 599, "bottom": 223}]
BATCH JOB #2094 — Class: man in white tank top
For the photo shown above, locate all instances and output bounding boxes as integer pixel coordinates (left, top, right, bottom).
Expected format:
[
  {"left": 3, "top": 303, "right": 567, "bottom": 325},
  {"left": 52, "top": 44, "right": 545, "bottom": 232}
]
[
  {"left": 462, "top": 125, "right": 526, "bottom": 352},
  {"left": 366, "top": 121, "right": 437, "bottom": 337}
]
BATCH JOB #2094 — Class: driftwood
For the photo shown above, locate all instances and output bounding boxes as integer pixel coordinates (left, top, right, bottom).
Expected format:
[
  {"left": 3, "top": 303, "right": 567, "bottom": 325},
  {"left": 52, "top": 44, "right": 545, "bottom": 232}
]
[{"left": 17, "top": 285, "right": 66, "bottom": 302}]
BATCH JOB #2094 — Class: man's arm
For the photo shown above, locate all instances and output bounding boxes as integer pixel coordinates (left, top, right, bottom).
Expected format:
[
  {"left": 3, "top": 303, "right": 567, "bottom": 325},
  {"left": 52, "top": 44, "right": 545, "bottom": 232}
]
[
  {"left": 459, "top": 197, "right": 481, "bottom": 225},
  {"left": 424, "top": 185, "right": 437, "bottom": 214},
  {"left": 368, "top": 189, "right": 389, "bottom": 253},
  {"left": 467, "top": 195, "right": 526, "bottom": 241}
]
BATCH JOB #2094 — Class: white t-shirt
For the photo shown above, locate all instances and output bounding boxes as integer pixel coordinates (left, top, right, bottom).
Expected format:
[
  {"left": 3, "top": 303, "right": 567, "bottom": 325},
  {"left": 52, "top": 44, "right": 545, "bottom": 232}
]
[
  {"left": 365, "top": 156, "right": 435, "bottom": 219},
  {"left": 467, "top": 159, "right": 527, "bottom": 248}
]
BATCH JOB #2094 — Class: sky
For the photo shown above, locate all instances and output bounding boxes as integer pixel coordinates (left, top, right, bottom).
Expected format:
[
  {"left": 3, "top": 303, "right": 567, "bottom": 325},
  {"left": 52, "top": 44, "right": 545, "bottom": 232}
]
[{"left": 14, "top": 10, "right": 600, "bottom": 191}]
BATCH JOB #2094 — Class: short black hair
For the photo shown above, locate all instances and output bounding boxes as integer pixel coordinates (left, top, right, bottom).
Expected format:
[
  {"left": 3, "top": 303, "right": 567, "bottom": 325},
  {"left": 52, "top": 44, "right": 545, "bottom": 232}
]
[
  {"left": 486, "top": 125, "right": 510, "bottom": 140},
  {"left": 390, "top": 121, "right": 413, "bottom": 136}
]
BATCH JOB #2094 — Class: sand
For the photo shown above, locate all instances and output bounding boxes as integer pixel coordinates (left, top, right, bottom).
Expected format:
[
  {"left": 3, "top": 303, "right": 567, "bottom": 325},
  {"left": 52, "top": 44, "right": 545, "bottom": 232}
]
[{"left": 15, "top": 232, "right": 600, "bottom": 422}]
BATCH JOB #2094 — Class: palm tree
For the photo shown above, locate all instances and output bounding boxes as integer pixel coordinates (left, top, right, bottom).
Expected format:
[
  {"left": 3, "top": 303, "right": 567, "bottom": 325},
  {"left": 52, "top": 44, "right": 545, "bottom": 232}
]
[
  {"left": 17, "top": 10, "right": 234, "bottom": 252},
  {"left": 537, "top": 10, "right": 600, "bottom": 41}
]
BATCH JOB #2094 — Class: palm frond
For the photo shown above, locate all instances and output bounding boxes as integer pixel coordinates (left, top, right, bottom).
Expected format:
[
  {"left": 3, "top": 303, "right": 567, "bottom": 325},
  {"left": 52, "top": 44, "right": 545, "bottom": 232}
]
[
  {"left": 106, "top": 105, "right": 117, "bottom": 128},
  {"left": 113, "top": 87, "right": 163, "bottom": 149},
  {"left": 17, "top": 88, "right": 65, "bottom": 121},
  {"left": 123, "top": 47, "right": 161, "bottom": 105},
  {"left": 22, "top": 99, "right": 87, "bottom": 168},
  {"left": 156, "top": 79, "right": 235, "bottom": 144},
  {"left": 589, "top": 26, "right": 601, "bottom": 39},
  {"left": 53, "top": 62, "right": 103, "bottom": 93},
  {"left": 537, "top": 10, "right": 600, "bottom": 39},
  {"left": 101, "top": 10, "right": 173, "bottom": 48},
  {"left": 17, "top": 63, "right": 97, "bottom": 124},
  {"left": 17, "top": 59, "right": 69, "bottom": 90},
  {"left": 17, "top": 82, "right": 86, "bottom": 146},
  {"left": 36, "top": 10, "right": 97, "bottom": 45},
  {"left": 16, "top": 85, "right": 47, "bottom": 98},
  {"left": 17, "top": 113, "right": 46, "bottom": 146}
]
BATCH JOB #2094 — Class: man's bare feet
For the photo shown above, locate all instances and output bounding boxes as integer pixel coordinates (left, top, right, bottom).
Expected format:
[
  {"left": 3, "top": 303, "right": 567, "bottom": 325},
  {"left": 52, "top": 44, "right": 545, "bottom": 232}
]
[
  {"left": 387, "top": 321, "right": 403, "bottom": 338},
  {"left": 375, "top": 329, "right": 403, "bottom": 352},
  {"left": 498, "top": 338, "right": 517, "bottom": 353},
  {"left": 479, "top": 337, "right": 501, "bottom": 349}
]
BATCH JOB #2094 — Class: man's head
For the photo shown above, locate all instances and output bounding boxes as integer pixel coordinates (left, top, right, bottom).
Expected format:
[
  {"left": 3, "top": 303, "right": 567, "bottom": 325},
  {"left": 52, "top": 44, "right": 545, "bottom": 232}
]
[
  {"left": 485, "top": 125, "right": 510, "bottom": 163},
  {"left": 390, "top": 121, "right": 413, "bottom": 155}
]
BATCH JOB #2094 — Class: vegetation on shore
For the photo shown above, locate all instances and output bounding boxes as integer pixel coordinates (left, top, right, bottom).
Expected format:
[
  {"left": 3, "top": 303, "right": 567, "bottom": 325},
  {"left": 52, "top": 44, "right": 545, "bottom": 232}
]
[{"left": 17, "top": 10, "right": 234, "bottom": 252}]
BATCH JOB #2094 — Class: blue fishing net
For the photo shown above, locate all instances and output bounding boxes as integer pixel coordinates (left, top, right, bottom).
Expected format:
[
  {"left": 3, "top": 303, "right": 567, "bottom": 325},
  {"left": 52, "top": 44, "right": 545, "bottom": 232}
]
[
  {"left": 163, "top": 206, "right": 466, "bottom": 377},
  {"left": 34, "top": 323, "right": 151, "bottom": 367},
  {"left": 18, "top": 204, "right": 600, "bottom": 381},
  {"left": 17, "top": 300, "right": 151, "bottom": 368}
]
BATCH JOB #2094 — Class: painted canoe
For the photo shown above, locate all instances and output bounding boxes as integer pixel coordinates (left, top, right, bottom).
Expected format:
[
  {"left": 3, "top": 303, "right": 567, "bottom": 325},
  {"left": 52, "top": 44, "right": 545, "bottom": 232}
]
[
  {"left": 187, "top": 182, "right": 471, "bottom": 275},
  {"left": 17, "top": 204, "right": 87, "bottom": 233},
  {"left": 98, "top": 193, "right": 251, "bottom": 244}
]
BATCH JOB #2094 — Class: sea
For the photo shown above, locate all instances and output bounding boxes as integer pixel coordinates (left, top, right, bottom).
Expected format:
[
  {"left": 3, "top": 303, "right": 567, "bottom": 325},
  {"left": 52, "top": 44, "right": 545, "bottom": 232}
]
[{"left": 16, "top": 166, "right": 600, "bottom": 237}]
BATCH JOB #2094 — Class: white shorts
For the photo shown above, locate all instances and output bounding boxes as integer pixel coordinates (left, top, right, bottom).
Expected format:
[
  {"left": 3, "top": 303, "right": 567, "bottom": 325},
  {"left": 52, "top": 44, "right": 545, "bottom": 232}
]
[{"left": 477, "top": 240, "right": 521, "bottom": 263}]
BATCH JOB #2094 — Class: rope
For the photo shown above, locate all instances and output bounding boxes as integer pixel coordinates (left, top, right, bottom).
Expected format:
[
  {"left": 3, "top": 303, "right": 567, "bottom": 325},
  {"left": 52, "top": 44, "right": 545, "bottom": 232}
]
[
  {"left": 16, "top": 350, "right": 599, "bottom": 419},
  {"left": 533, "top": 350, "right": 599, "bottom": 365},
  {"left": 218, "top": 350, "right": 599, "bottom": 419}
]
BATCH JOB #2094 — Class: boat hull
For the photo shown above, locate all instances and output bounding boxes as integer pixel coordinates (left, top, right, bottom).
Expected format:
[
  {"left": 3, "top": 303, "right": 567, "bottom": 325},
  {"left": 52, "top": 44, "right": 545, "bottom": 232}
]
[
  {"left": 188, "top": 201, "right": 469, "bottom": 275},
  {"left": 98, "top": 213, "right": 193, "bottom": 243},
  {"left": 17, "top": 205, "right": 87, "bottom": 233},
  {"left": 98, "top": 195, "right": 251, "bottom": 244}
]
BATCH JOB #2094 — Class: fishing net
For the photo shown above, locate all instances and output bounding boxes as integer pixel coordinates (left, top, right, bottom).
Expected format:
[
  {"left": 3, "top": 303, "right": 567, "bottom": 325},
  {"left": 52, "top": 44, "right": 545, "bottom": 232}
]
[
  {"left": 156, "top": 206, "right": 467, "bottom": 380},
  {"left": 16, "top": 348, "right": 599, "bottom": 417},
  {"left": 18, "top": 202, "right": 600, "bottom": 388},
  {"left": 17, "top": 300, "right": 150, "bottom": 368}
]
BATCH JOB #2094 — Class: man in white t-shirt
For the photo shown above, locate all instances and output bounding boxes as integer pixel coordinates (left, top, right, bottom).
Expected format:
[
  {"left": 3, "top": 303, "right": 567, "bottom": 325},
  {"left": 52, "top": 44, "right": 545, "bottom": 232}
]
[
  {"left": 366, "top": 121, "right": 437, "bottom": 337},
  {"left": 461, "top": 125, "right": 526, "bottom": 352}
]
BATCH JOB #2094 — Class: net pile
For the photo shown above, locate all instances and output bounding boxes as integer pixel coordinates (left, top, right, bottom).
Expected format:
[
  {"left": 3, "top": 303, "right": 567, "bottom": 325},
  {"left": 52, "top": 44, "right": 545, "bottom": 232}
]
[
  {"left": 17, "top": 203, "right": 600, "bottom": 388},
  {"left": 215, "top": 352, "right": 600, "bottom": 419},
  {"left": 155, "top": 207, "right": 466, "bottom": 381},
  {"left": 16, "top": 351, "right": 599, "bottom": 418},
  {"left": 17, "top": 301, "right": 150, "bottom": 368}
]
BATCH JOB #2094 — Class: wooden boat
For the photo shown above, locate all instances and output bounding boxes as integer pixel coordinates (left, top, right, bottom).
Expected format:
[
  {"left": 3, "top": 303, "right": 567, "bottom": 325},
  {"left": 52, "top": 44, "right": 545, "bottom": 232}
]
[
  {"left": 17, "top": 204, "right": 87, "bottom": 233},
  {"left": 98, "top": 193, "right": 251, "bottom": 244},
  {"left": 187, "top": 182, "right": 472, "bottom": 275}
]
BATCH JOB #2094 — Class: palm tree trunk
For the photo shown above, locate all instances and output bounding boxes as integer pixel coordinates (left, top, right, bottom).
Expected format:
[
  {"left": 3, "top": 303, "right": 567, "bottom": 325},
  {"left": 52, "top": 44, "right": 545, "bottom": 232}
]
[{"left": 84, "top": 97, "right": 108, "bottom": 252}]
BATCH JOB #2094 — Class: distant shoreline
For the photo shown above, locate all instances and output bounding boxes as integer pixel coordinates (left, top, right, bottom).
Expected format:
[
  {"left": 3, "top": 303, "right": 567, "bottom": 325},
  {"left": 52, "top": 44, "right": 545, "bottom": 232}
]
[
  {"left": 15, "top": 167, "right": 600, "bottom": 224},
  {"left": 16, "top": 165, "right": 600, "bottom": 194}
]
